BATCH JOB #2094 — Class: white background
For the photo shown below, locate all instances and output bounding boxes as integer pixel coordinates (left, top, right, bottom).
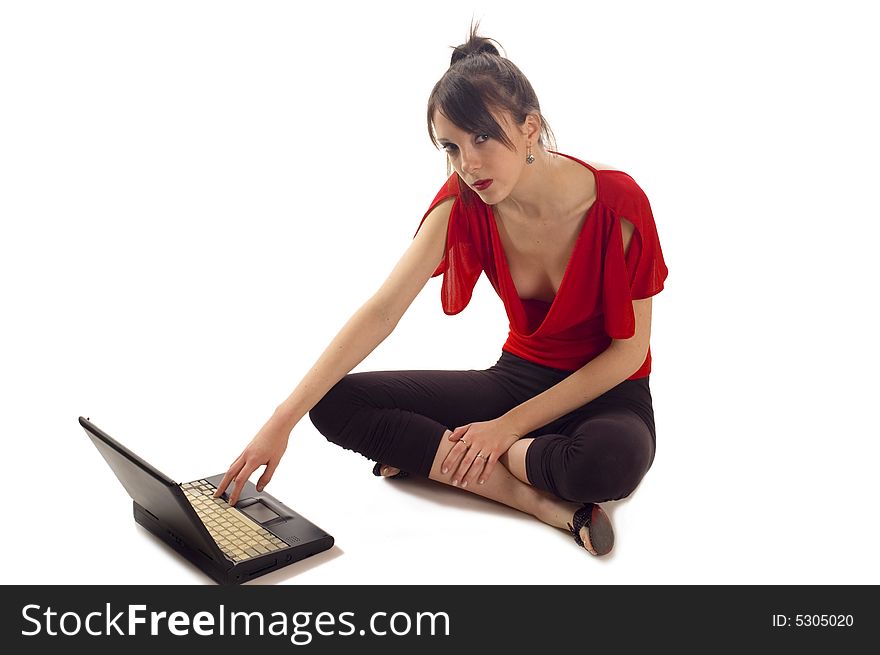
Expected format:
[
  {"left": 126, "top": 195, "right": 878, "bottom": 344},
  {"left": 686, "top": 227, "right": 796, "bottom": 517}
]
[{"left": 2, "top": 0, "right": 877, "bottom": 585}]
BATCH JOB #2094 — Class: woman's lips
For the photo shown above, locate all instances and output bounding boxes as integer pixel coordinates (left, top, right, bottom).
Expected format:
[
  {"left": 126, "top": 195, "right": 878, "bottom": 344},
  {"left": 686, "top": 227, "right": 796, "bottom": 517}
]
[{"left": 473, "top": 179, "right": 493, "bottom": 191}]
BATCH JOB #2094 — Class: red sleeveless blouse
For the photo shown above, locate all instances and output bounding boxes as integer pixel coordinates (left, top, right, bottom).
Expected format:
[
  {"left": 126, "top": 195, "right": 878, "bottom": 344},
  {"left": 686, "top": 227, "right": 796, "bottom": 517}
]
[{"left": 414, "top": 152, "right": 668, "bottom": 379}]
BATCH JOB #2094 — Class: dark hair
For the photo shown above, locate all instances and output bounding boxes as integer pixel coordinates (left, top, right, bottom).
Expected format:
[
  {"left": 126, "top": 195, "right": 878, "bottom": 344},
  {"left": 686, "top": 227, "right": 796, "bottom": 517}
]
[{"left": 426, "top": 21, "right": 556, "bottom": 163}]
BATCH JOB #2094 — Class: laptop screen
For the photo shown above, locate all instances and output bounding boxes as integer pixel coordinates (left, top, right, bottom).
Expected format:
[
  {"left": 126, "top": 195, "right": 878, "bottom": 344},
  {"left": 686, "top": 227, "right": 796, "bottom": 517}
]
[{"left": 80, "top": 417, "right": 225, "bottom": 563}]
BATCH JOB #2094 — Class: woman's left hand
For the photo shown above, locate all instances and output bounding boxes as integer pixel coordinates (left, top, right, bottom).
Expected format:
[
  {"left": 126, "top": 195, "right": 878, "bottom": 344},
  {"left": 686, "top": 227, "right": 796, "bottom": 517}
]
[{"left": 441, "top": 418, "right": 522, "bottom": 488}]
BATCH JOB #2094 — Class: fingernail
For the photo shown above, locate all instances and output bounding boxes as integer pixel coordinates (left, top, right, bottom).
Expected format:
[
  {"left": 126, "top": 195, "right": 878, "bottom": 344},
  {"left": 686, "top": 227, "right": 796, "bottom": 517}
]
[
  {"left": 452, "top": 479, "right": 458, "bottom": 486},
  {"left": 479, "top": 479, "right": 485, "bottom": 485},
  {"left": 257, "top": 486, "right": 263, "bottom": 492},
  {"left": 442, "top": 468, "right": 448, "bottom": 474},
  {"left": 461, "top": 481, "right": 468, "bottom": 488}
]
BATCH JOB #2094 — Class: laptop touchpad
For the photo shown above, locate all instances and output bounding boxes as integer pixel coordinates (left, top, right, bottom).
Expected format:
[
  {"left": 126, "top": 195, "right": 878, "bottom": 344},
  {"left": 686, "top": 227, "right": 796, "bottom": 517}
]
[{"left": 240, "top": 500, "right": 280, "bottom": 524}]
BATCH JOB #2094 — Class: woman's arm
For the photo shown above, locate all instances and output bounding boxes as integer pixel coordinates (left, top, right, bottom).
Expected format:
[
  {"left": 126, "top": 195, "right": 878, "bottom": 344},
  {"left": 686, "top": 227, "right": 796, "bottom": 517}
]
[
  {"left": 215, "top": 197, "right": 454, "bottom": 504},
  {"left": 503, "top": 296, "right": 653, "bottom": 436},
  {"left": 502, "top": 215, "right": 646, "bottom": 435},
  {"left": 272, "top": 197, "right": 455, "bottom": 433},
  {"left": 441, "top": 296, "right": 653, "bottom": 487}
]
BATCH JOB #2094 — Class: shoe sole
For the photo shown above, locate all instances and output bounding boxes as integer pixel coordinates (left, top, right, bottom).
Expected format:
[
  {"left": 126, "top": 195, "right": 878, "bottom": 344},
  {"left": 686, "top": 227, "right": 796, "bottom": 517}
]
[{"left": 588, "top": 504, "right": 615, "bottom": 556}]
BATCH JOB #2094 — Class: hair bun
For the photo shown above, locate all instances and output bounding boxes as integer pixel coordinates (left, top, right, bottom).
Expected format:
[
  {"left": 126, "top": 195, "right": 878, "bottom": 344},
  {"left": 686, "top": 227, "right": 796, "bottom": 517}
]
[{"left": 450, "top": 23, "right": 501, "bottom": 65}]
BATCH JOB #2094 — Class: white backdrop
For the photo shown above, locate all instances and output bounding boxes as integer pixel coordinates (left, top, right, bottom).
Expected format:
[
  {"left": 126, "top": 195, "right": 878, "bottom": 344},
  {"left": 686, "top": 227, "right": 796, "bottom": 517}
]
[{"left": 2, "top": 0, "right": 877, "bottom": 585}]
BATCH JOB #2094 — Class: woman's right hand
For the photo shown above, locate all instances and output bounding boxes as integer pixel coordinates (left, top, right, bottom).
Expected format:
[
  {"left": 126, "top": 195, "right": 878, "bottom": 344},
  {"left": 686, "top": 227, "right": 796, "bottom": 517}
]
[{"left": 213, "top": 414, "right": 292, "bottom": 506}]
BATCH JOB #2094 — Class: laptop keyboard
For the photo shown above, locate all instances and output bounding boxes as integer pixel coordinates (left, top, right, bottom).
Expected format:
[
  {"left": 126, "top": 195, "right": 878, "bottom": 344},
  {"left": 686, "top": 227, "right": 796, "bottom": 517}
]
[{"left": 181, "top": 480, "right": 289, "bottom": 563}]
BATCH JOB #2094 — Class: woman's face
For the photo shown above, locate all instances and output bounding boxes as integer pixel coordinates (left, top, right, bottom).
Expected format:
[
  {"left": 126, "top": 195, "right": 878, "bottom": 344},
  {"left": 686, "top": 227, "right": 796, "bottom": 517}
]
[{"left": 432, "top": 109, "right": 528, "bottom": 204}]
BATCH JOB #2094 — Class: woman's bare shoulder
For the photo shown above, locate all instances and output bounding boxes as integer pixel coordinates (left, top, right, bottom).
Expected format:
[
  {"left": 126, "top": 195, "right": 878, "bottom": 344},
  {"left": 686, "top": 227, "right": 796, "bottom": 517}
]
[{"left": 584, "top": 160, "right": 619, "bottom": 171}]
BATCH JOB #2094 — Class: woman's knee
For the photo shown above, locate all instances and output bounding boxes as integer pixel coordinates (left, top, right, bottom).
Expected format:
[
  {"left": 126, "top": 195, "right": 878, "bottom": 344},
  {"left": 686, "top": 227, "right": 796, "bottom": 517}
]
[
  {"left": 562, "top": 451, "right": 648, "bottom": 503},
  {"left": 555, "top": 419, "right": 654, "bottom": 503},
  {"left": 308, "top": 374, "right": 364, "bottom": 439}
]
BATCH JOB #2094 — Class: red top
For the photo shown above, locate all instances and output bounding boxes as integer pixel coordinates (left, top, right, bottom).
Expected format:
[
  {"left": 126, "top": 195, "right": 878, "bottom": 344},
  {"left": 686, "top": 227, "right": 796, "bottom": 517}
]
[{"left": 415, "top": 152, "right": 668, "bottom": 378}]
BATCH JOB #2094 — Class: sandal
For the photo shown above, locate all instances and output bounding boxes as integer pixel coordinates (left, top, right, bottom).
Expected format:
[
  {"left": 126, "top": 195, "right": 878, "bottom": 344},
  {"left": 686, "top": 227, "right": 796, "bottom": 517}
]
[
  {"left": 372, "top": 462, "right": 410, "bottom": 480},
  {"left": 567, "top": 503, "right": 614, "bottom": 556}
]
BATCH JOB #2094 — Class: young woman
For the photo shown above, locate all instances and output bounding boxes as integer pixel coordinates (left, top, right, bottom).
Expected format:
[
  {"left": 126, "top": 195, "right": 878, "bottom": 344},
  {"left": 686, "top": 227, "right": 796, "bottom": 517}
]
[{"left": 215, "top": 25, "right": 668, "bottom": 556}]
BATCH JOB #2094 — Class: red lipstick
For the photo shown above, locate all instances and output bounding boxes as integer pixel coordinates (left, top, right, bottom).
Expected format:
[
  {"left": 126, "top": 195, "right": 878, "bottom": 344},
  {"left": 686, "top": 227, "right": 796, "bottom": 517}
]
[{"left": 473, "top": 179, "right": 493, "bottom": 191}]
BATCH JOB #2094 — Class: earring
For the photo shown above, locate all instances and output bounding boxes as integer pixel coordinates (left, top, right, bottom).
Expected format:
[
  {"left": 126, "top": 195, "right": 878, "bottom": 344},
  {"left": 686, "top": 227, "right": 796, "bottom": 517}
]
[{"left": 526, "top": 145, "right": 535, "bottom": 165}]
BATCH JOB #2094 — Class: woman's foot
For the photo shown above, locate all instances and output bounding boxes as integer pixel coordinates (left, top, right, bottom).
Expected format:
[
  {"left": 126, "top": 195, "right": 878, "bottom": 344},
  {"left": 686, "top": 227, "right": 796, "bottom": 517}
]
[
  {"left": 568, "top": 503, "right": 614, "bottom": 556},
  {"left": 535, "top": 496, "right": 611, "bottom": 556},
  {"left": 372, "top": 462, "right": 408, "bottom": 479},
  {"left": 571, "top": 520, "right": 598, "bottom": 555}
]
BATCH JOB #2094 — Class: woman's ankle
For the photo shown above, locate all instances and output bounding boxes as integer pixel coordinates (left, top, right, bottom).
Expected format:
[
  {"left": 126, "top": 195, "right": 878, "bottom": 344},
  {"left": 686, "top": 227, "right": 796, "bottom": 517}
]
[{"left": 534, "top": 494, "right": 583, "bottom": 531}]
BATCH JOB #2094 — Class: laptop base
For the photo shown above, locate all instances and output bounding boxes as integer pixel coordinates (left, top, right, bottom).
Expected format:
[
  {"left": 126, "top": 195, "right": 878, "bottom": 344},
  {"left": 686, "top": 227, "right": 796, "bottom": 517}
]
[
  {"left": 134, "top": 501, "right": 232, "bottom": 584},
  {"left": 134, "top": 499, "right": 333, "bottom": 585}
]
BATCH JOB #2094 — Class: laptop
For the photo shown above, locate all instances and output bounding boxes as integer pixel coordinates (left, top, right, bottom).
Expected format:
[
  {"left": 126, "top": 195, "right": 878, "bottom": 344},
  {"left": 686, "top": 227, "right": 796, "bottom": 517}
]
[{"left": 79, "top": 416, "right": 334, "bottom": 585}]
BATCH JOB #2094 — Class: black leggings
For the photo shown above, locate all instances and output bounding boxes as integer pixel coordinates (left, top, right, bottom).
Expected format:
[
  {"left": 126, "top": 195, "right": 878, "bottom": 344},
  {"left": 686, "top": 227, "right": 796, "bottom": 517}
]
[{"left": 308, "top": 351, "right": 656, "bottom": 504}]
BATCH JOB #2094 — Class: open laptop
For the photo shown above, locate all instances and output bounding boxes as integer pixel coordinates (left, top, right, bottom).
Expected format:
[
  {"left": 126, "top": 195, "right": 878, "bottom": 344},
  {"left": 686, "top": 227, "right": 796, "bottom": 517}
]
[{"left": 79, "top": 416, "right": 334, "bottom": 585}]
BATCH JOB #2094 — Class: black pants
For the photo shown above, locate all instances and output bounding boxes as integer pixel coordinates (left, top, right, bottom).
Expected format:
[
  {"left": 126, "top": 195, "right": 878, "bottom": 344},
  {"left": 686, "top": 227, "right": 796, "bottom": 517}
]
[{"left": 309, "top": 351, "right": 656, "bottom": 504}]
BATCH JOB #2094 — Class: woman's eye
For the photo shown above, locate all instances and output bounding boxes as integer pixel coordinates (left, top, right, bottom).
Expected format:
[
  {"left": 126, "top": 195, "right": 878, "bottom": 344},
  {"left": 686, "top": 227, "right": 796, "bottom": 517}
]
[
  {"left": 475, "top": 134, "right": 489, "bottom": 144},
  {"left": 442, "top": 143, "right": 458, "bottom": 153}
]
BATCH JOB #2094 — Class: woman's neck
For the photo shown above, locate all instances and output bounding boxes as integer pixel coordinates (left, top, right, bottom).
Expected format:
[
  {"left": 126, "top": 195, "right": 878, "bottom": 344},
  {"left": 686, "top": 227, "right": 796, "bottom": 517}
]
[{"left": 494, "top": 150, "right": 572, "bottom": 222}]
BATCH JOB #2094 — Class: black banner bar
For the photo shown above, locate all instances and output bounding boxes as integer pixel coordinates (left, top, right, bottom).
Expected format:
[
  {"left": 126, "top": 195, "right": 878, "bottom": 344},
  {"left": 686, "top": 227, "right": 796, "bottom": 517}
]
[{"left": 2, "top": 585, "right": 873, "bottom": 652}]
